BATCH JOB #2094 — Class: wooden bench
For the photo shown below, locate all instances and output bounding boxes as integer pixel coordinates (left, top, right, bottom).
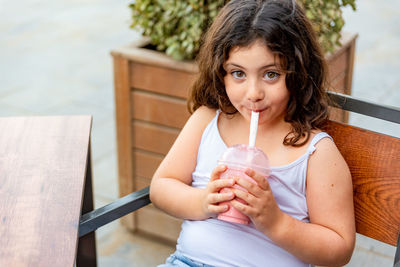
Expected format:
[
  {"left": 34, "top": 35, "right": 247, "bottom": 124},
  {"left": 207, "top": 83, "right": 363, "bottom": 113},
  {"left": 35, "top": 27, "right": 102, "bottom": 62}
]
[{"left": 79, "top": 91, "right": 400, "bottom": 266}]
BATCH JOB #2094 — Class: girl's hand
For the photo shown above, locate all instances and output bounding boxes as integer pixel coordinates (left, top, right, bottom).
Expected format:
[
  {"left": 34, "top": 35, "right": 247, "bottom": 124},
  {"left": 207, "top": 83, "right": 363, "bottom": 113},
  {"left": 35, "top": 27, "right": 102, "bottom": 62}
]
[
  {"left": 201, "top": 165, "right": 235, "bottom": 218},
  {"left": 230, "top": 168, "right": 283, "bottom": 235}
]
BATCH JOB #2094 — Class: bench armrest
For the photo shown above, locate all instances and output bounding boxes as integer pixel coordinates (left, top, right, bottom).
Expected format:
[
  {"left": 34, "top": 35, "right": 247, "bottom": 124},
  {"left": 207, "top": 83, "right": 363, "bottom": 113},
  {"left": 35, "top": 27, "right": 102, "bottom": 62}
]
[
  {"left": 79, "top": 186, "right": 150, "bottom": 238},
  {"left": 327, "top": 91, "right": 400, "bottom": 124}
]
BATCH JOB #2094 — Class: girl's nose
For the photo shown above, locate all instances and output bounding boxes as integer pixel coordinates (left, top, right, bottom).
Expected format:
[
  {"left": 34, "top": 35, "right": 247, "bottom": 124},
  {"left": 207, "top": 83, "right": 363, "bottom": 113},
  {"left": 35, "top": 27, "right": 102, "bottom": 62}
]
[{"left": 247, "top": 80, "right": 264, "bottom": 102}]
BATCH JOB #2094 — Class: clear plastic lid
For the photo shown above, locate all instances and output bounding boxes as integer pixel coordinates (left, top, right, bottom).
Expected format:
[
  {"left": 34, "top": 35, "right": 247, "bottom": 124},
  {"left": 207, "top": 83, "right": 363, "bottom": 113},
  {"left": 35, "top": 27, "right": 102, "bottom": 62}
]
[{"left": 218, "top": 144, "right": 270, "bottom": 176}]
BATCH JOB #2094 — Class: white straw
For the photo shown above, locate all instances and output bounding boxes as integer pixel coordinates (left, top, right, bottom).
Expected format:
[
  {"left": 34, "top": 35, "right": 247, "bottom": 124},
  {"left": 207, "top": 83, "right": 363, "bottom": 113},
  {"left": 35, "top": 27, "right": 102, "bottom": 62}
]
[{"left": 248, "top": 111, "right": 259, "bottom": 147}]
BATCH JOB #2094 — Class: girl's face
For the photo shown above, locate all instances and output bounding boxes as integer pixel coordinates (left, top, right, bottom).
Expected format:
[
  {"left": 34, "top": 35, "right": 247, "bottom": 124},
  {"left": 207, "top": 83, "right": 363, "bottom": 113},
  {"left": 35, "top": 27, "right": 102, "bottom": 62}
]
[{"left": 223, "top": 39, "right": 290, "bottom": 126}]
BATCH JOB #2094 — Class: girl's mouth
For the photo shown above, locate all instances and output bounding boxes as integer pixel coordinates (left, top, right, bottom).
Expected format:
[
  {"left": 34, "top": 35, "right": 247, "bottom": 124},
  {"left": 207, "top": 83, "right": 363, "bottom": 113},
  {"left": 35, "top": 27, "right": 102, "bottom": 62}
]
[{"left": 251, "top": 107, "right": 267, "bottom": 113}]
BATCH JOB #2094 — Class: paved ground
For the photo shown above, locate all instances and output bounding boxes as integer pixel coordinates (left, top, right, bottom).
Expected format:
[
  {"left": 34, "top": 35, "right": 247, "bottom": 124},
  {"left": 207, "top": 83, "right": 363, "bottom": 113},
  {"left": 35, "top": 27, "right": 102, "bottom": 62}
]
[{"left": 1, "top": 0, "right": 399, "bottom": 266}]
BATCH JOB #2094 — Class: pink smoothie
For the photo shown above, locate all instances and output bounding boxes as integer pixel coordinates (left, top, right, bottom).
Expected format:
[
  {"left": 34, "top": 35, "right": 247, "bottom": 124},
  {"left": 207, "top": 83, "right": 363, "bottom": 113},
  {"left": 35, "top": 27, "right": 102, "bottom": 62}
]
[
  {"left": 217, "top": 144, "right": 269, "bottom": 225},
  {"left": 218, "top": 168, "right": 258, "bottom": 224}
]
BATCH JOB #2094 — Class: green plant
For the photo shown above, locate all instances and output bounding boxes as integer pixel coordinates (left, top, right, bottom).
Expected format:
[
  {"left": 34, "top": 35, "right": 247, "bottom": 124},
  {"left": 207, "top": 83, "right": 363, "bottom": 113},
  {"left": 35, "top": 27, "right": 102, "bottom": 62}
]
[
  {"left": 129, "top": 0, "right": 356, "bottom": 60},
  {"left": 302, "top": 0, "right": 356, "bottom": 55}
]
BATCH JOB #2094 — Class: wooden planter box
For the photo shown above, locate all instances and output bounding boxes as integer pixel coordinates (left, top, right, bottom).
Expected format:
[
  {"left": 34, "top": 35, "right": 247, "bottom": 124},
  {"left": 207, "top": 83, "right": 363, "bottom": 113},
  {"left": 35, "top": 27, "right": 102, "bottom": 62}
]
[{"left": 111, "top": 33, "right": 357, "bottom": 243}]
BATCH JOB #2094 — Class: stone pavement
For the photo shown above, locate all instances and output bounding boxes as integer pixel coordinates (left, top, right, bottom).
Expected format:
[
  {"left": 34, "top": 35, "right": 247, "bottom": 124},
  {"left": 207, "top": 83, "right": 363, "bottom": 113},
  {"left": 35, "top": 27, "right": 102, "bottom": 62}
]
[{"left": 0, "top": 0, "right": 398, "bottom": 266}]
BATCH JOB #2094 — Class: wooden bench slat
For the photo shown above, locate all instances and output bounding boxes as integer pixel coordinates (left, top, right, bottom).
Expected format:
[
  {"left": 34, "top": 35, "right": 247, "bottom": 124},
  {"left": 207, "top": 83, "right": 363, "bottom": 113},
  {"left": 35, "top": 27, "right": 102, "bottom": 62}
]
[{"left": 326, "top": 121, "right": 400, "bottom": 246}]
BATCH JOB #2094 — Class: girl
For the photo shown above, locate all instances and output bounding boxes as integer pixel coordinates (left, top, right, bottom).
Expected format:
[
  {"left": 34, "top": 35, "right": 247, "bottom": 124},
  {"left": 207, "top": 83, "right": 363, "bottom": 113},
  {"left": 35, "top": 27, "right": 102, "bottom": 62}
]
[{"left": 151, "top": 0, "right": 355, "bottom": 266}]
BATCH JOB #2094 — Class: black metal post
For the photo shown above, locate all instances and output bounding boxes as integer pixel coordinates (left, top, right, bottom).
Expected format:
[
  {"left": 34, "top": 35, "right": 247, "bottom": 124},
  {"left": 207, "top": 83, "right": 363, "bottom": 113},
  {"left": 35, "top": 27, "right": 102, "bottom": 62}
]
[
  {"left": 77, "top": 144, "right": 97, "bottom": 267},
  {"left": 394, "top": 232, "right": 400, "bottom": 267}
]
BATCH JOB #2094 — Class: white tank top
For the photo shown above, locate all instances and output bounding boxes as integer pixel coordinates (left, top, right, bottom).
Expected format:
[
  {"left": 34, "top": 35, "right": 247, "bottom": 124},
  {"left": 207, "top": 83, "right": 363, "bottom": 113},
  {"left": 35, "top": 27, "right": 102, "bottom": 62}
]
[{"left": 177, "top": 110, "right": 331, "bottom": 267}]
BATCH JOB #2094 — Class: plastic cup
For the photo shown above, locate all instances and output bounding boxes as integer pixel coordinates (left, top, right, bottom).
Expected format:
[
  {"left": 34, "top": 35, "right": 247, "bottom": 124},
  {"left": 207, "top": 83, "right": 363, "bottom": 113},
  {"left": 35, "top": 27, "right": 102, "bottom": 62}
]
[{"left": 217, "top": 144, "right": 269, "bottom": 224}]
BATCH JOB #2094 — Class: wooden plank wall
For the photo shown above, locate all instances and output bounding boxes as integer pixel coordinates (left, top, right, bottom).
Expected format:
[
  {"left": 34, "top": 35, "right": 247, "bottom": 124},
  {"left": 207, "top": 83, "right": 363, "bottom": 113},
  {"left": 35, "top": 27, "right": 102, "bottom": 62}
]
[
  {"left": 129, "top": 62, "right": 195, "bottom": 241},
  {"left": 326, "top": 33, "right": 357, "bottom": 122}
]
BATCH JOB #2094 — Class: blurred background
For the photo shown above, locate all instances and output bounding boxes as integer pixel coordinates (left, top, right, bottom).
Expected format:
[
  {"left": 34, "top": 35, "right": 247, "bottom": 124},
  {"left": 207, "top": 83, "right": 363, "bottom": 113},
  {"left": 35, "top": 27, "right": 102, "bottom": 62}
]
[{"left": 1, "top": 0, "right": 398, "bottom": 266}]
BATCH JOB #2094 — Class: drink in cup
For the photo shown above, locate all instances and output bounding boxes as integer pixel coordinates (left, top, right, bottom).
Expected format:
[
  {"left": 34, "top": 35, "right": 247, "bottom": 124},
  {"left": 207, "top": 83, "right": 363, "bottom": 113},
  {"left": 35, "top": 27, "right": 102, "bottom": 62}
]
[
  {"left": 217, "top": 111, "right": 269, "bottom": 224},
  {"left": 217, "top": 144, "right": 270, "bottom": 224}
]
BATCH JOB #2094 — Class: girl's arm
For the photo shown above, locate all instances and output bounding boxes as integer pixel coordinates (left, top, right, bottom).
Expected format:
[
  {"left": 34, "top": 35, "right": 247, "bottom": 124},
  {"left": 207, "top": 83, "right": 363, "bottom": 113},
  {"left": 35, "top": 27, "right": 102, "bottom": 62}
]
[
  {"left": 231, "top": 138, "right": 355, "bottom": 266},
  {"left": 150, "top": 106, "right": 235, "bottom": 220}
]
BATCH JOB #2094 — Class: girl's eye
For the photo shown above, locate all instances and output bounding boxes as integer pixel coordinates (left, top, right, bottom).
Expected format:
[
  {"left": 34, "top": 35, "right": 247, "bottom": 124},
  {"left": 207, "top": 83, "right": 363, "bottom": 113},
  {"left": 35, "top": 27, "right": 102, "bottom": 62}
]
[
  {"left": 231, "top": 71, "right": 245, "bottom": 79},
  {"left": 264, "top": 71, "right": 280, "bottom": 81}
]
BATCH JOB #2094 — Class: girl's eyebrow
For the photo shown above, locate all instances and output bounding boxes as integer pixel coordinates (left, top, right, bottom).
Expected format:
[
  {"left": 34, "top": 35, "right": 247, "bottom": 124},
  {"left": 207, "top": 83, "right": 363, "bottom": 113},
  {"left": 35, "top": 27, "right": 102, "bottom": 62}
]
[{"left": 225, "top": 62, "right": 277, "bottom": 69}]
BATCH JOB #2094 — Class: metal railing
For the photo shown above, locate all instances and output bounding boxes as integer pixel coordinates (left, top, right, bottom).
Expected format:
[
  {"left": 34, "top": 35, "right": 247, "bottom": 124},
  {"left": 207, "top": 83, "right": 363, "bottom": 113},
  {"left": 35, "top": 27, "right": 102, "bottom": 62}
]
[
  {"left": 79, "top": 186, "right": 150, "bottom": 238},
  {"left": 327, "top": 91, "right": 400, "bottom": 124}
]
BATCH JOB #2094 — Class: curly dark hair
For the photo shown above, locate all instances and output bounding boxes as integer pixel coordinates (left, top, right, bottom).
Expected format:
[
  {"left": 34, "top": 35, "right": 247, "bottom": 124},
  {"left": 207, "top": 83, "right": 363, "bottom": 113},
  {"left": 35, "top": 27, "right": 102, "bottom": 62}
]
[{"left": 188, "top": 0, "right": 330, "bottom": 146}]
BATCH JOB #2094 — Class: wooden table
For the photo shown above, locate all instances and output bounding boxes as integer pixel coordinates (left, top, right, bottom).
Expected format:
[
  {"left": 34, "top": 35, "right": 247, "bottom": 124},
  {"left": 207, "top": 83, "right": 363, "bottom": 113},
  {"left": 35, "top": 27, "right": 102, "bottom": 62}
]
[{"left": 0, "top": 116, "right": 96, "bottom": 266}]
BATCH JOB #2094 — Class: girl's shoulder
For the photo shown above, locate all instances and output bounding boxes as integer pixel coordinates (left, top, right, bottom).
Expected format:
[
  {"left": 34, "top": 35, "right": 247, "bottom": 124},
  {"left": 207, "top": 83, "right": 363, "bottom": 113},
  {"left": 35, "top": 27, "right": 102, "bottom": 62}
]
[
  {"left": 306, "top": 130, "right": 337, "bottom": 154},
  {"left": 308, "top": 129, "right": 343, "bottom": 164},
  {"left": 180, "top": 106, "right": 219, "bottom": 141},
  {"left": 189, "top": 106, "right": 218, "bottom": 127},
  {"left": 309, "top": 129, "right": 334, "bottom": 147}
]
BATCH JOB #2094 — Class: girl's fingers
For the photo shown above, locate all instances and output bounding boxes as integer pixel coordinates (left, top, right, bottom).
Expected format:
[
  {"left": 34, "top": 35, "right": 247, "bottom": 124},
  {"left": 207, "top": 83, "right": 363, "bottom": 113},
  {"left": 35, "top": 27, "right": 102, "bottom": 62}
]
[
  {"left": 208, "top": 191, "right": 235, "bottom": 205},
  {"left": 208, "top": 203, "right": 230, "bottom": 214},
  {"left": 206, "top": 191, "right": 235, "bottom": 214},
  {"left": 244, "top": 168, "right": 270, "bottom": 191},
  {"left": 210, "top": 164, "right": 227, "bottom": 181},
  {"left": 209, "top": 164, "right": 235, "bottom": 192},
  {"left": 230, "top": 199, "right": 253, "bottom": 217},
  {"left": 232, "top": 187, "right": 254, "bottom": 204},
  {"left": 234, "top": 176, "right": 259, "bottom": 195},
  {"left": 213, "top": 178, "right": 235, "bottom": 191}
]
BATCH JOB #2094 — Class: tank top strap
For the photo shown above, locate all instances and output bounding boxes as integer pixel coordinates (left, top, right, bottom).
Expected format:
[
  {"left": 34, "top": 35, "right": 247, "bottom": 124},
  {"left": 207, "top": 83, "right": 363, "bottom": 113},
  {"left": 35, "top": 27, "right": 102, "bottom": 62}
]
[
  {"left": 199, "top": 109, "right": 224, "bottom": 150},
  {"left": 307, "top": 132, "right": 332, "bottom": 155},
  {"left": 211, "top": 109, "right": 221, "bottom": 127}
]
